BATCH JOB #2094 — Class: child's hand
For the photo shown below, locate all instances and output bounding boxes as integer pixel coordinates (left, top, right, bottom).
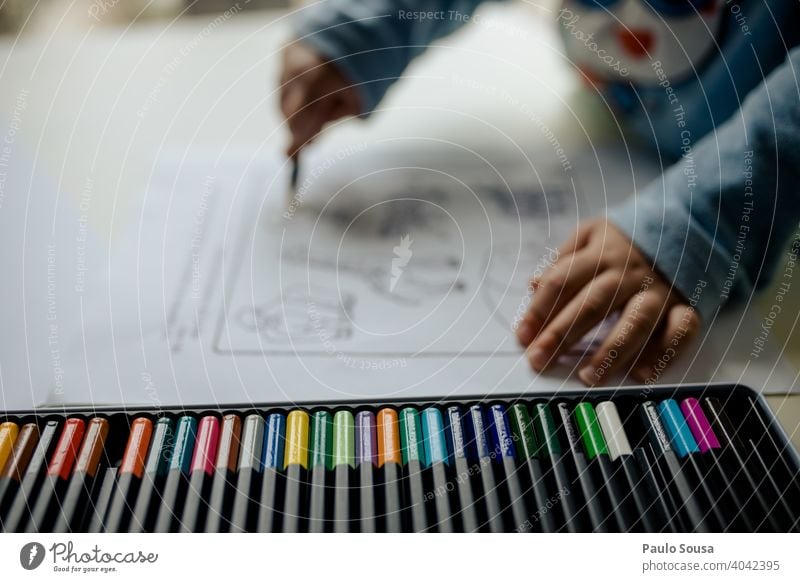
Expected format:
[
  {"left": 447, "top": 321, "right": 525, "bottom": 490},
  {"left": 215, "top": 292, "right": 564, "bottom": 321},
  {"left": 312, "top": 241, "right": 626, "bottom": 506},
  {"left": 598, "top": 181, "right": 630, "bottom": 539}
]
[
  {"left": 280, "top": 42, "right": 362, "bottom": 157},
  {"left": 516, "top": 218, "right": 700, "bottom": 386}
]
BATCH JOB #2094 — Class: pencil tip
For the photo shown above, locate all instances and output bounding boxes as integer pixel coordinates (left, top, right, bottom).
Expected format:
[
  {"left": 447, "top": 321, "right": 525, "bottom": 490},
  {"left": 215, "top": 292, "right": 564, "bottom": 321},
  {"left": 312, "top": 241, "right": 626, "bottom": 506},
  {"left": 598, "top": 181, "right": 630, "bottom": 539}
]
[{"left": 289, "top": 156, "right": 299, "bottom": 192}]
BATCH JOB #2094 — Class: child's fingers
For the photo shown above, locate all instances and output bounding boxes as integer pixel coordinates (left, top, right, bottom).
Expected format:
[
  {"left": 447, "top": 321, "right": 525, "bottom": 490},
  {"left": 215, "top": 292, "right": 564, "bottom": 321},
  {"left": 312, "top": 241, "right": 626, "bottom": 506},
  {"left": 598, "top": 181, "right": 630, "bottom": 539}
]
[
  {"left": 324, "top": 85, "right": 361, "bottom": 120},
  {"left": 631, "top": 303, "right": 701, "bottom": 382},
  {"left": 577, "top": 290, "right": 666, "bottom": 386},
  {"left": 526, "top": 271, "right": 639, "bottom": 371},
  {"left": 285, "top": 84, "right": 359, "bottom": 157},
  {"left": 283, "top": 80, "right": 318, "bottom": 155},
  {"left": 518, "top": 222, "right": 597, "bottom": 346},
  {"left": 286, "top": 111, "right": 319, "bottom": 157},
  {"left": 280, "top": 81, "right": 304, "bottom": 121},
  {"left": 520, "top": 249, "right": 601, "bottom": 341},
  {"left": 286, "top": 96, "right": 336, "bottom": 156},
  {"left": 554, "top": 222, "right": 594, "bottom": 258}
]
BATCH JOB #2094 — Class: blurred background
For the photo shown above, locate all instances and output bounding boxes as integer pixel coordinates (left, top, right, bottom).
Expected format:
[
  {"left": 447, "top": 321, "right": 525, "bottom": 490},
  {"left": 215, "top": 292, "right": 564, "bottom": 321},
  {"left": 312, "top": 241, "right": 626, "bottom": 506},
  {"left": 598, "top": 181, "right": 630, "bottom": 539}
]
[{"left": 0, "top": 0, "right": 296, "bottom": 34}]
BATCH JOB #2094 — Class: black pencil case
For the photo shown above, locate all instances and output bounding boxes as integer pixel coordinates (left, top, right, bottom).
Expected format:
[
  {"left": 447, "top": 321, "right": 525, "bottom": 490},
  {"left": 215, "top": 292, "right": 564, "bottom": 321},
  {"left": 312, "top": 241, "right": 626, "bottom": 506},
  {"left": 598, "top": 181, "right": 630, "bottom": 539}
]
[{"left": 0, "top": 383, "right": 797, "bottom": 533}]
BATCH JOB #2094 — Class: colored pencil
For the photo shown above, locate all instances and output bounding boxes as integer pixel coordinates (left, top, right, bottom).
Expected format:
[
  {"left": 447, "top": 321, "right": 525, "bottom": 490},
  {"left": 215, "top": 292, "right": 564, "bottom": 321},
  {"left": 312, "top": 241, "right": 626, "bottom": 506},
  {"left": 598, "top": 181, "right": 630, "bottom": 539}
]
[
  {"left": 3, "top": 420, "right": 59, "bottom": 532},
  {"left": 128, "top": 417, "right": 174, "bottom": 532},
  {"left": 154, "top": 416, "right": 197, "bottom": 532},
  {"left": 507, "top": 404, "right": 558, "bottom": 533},
  {"left": 421, "top": 407, "right": 453, "bottom": 533},
  {"left": 467, "top": 405, "right": 504, "bottom": 533},
  {"left": 399, "top": 408, "right": 429, "bottom": 532},
  {"left": 658, "top": 399, "right": 727, "bottom": 531},
  {"left": 26, "top": 418, "right": 86, "bottom": 532},
  {"left": 229, "top": 414, "right": 265, "bottom": 532},
  {"left": 679, "top": 398, "right": 756, "bottom": 532},
  {"left": 332, "top": 411, "right": 355, "bottom": 532},
  {"left": 595, "top": 401, "right": 664, "bottom": 532},
  {"left": 531, "top": 403, "right": 582, "bottom": 532},
  {"left": 355, "top": 411, "right": 377, "bottom": 533},
  {"left": 52, "top": 418, "right": 110, "bottom": 532},
  {"left": 0, "top": 423, "right": 38, "bottom": 522},
  {"left": 179, "top": 415, "right": 220, "bottom": 532},
  {"left": 205, "top": 414, "right": 242, "bottom": 533},
  {"left": 574, "top": 403, "right": 633, "bottom": 532},
  {"left": 377, "top": 408, "right": 403, "bottom": 532},
  {"left": 103, "top": 418, "right": 153, "bottom": 532},
  {"left": 282, "top": 410, "right": 309, "bottom": 533},
  {"left": 256, "top": 413, "right": 286, "bottom": 533},
  {"left": 0, "top": 422, "right": 19, "bottom": 474},
  {"left": 632, "top": 408, "right": 689, "bottom": 531},
  {"left": 444, "top": 406, "right": 480, "bottom": 533},
  {"left": 555, "top": 402, "right": 609, "bottom": 532},
  {"left": 308, "top": 411, "right": 333, "bottom": 533},
  {"left": 639, "top": 401, "right": 709, "bottom": 532},
  {"left": 486, "top": 404, "right": 528, "bottom": 532}
]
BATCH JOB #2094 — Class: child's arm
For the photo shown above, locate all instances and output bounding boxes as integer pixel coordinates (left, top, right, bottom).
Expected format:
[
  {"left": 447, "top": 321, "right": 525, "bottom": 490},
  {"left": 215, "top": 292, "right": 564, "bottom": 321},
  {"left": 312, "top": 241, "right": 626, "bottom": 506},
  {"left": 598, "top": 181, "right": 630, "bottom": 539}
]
[
  {"left": 519, "top": 46, "right": 800, "bottom": 386},
  {"left": 282, "top": 0, "right": 501, "bottom": 155}
]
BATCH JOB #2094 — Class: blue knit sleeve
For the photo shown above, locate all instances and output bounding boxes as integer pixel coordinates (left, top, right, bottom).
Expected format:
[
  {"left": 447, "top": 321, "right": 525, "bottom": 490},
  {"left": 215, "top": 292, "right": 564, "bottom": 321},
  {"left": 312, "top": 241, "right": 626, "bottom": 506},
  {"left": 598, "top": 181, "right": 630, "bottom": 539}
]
[{"left": 608, "top": 46, "right": 800, "bottom": 325}]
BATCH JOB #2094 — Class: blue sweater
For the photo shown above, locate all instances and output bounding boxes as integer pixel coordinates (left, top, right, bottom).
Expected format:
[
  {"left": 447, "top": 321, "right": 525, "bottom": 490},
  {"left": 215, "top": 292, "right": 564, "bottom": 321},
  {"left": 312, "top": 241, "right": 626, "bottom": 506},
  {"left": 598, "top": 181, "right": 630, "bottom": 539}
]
[{"left": 293, "top": 0, "right": 800, "bottom": 324}]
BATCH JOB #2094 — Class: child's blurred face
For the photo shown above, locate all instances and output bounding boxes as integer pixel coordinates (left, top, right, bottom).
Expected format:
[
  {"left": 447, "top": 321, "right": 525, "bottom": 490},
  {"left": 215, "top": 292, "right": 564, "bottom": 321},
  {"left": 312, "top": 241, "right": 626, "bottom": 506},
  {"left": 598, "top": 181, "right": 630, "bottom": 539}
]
[{"left": 560, "top": 0, "right": 724, "bottom": 84}]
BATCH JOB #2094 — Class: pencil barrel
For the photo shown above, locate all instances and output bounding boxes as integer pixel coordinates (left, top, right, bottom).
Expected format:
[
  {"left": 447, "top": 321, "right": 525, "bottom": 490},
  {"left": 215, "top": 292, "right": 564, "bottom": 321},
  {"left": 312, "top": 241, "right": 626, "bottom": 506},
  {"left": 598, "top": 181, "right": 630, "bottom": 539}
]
[
  {"left": 357, "top": 463, "right": 377, "bottom": 533},
  {"left": 256, "top": 468, "right": 284, "bottom": 533},
  {"left": 205, "top": 468, "right": 237, "bottom": 533},
  {"left": 379, "top": 463, "right": 403, "bottom": 533}
]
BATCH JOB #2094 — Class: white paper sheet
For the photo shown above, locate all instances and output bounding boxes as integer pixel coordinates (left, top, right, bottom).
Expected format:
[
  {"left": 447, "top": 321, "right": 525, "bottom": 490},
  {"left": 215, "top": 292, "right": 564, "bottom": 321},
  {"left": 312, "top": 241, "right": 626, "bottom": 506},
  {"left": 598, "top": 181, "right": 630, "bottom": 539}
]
[
  {"left": 53, "top": 140, "right": 595, "bottom": 406},
  {"left": 11, "top": 140, "right": 795, "bottom": 409}
]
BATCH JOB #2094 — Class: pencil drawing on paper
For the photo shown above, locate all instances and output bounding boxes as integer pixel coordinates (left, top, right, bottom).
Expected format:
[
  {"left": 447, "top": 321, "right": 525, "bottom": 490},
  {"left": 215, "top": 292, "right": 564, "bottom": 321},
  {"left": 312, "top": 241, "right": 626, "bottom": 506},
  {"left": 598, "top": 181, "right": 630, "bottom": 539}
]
[
  {"left": 325, "top": 194, "right": 450, "bottom": 239},
  {"left": 235, "top": 286, "right": 355, "bottom": 344},
  {"left": 281, "top": 246, "right": 465, "bottom": 306},
  {"left": 218, "top": 177, "right": 578, "bottom": 356},
  {"left": 484, "top": 185, "right": 568, "bottom": 217}
]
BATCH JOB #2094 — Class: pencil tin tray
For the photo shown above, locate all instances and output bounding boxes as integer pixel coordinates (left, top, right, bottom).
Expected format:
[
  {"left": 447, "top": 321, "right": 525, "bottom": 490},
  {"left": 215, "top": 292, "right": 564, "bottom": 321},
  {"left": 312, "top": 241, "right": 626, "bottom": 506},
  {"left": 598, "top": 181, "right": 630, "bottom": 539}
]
[{"left": 1, "top": 383, "right": 798, "bottom": 533}]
